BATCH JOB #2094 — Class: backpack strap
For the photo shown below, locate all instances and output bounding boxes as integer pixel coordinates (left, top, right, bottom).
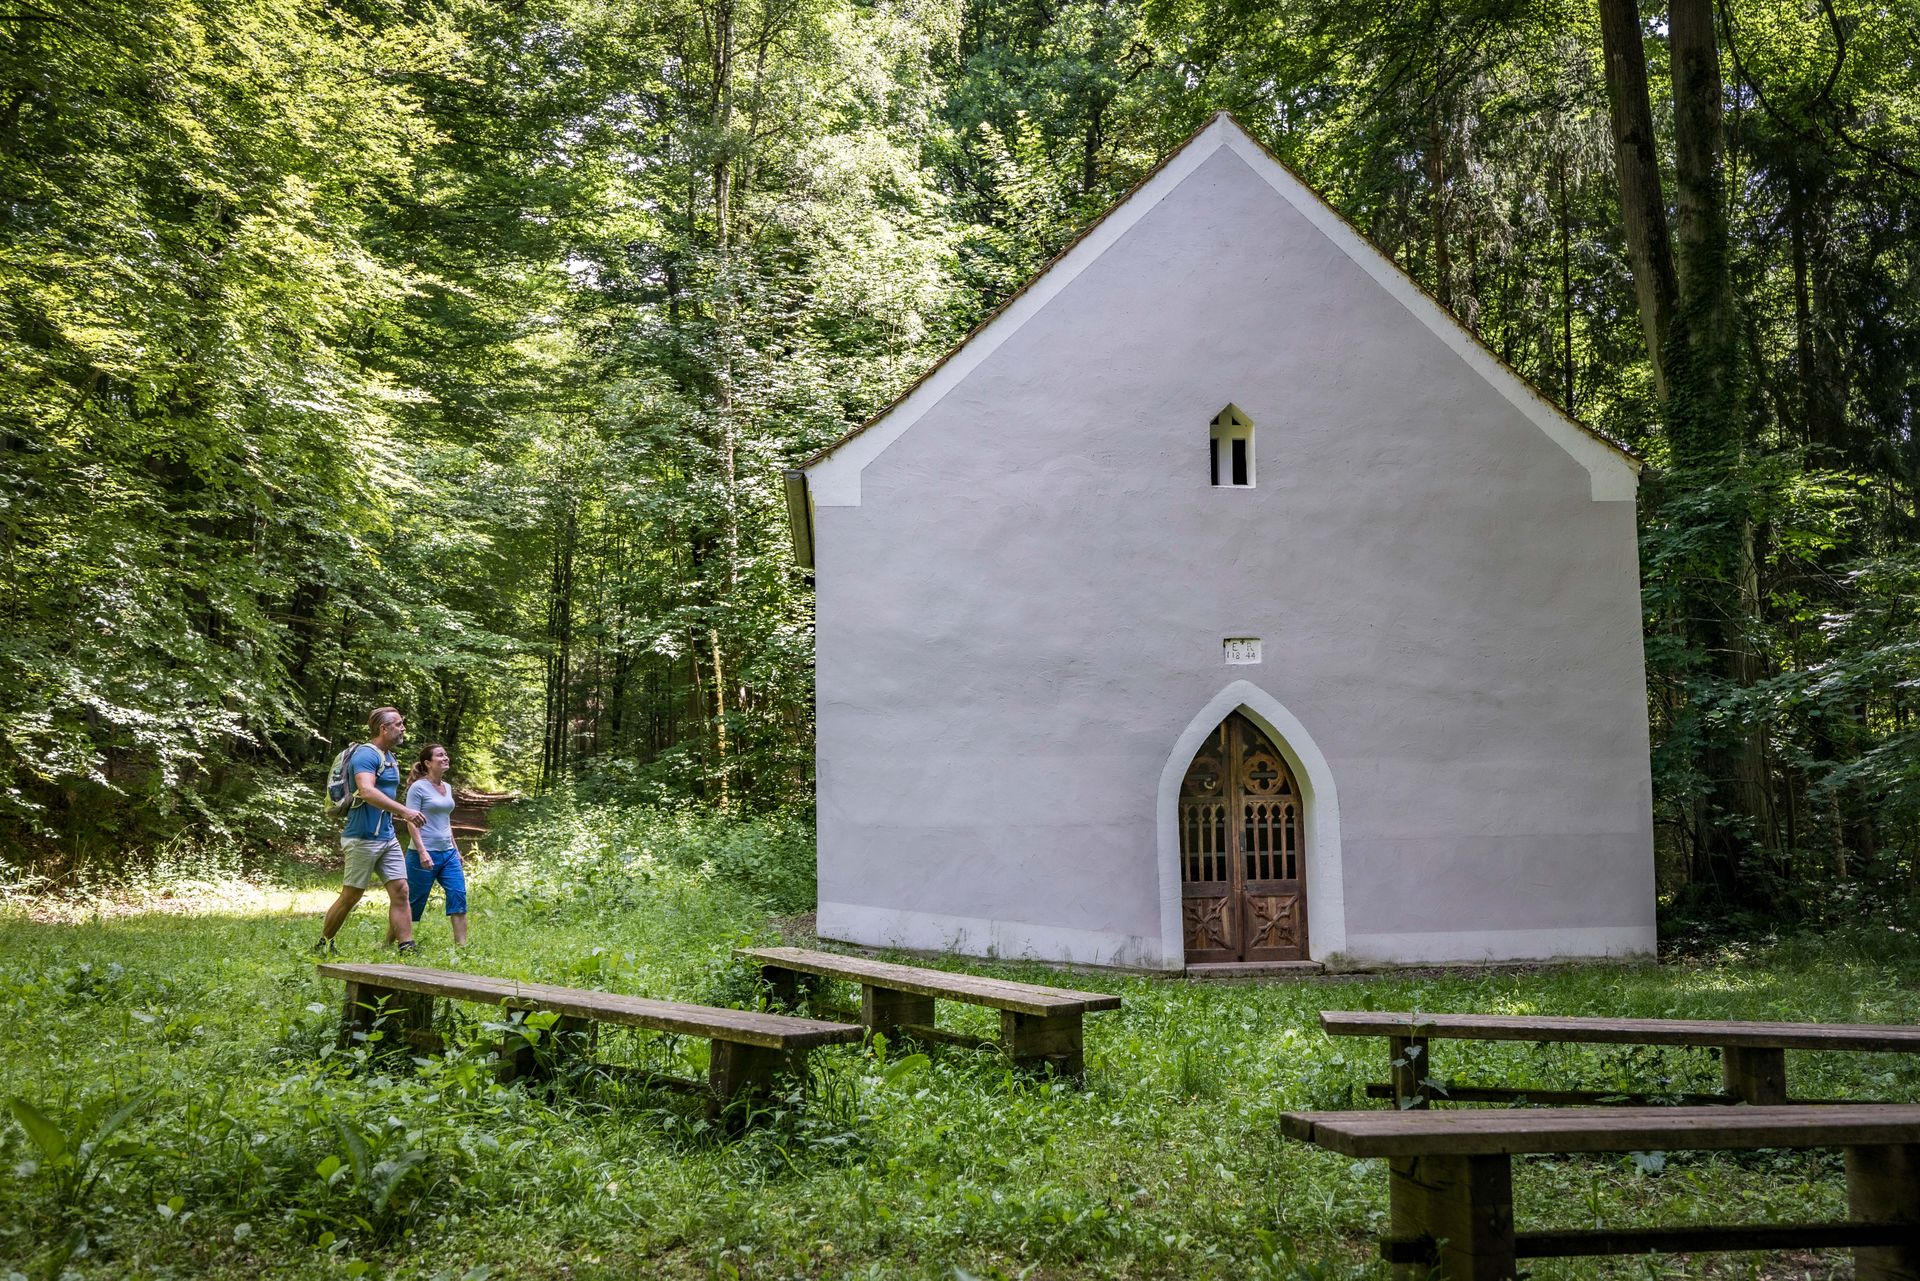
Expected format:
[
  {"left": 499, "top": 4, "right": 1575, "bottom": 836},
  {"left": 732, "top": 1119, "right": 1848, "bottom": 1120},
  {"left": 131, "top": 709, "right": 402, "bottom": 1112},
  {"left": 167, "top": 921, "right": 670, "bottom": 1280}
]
[{"left": 343, "top": 741, "right": 367, "bottom": 810}]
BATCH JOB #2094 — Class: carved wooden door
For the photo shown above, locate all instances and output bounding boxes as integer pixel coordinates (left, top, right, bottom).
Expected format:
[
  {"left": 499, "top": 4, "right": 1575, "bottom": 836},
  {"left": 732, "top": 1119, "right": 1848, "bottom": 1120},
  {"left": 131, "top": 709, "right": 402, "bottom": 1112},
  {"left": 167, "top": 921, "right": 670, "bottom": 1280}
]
[{"left": 1178, "top": 712, "right": 1307, "bottom": 963}]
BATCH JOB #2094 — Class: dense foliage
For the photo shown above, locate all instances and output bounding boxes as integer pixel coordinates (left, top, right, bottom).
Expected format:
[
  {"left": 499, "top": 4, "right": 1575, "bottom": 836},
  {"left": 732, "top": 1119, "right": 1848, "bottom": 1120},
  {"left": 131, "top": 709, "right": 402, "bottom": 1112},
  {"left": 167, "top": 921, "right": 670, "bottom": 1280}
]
[
  {"left": 4, "top": 0, "right": 1918, "bottom": 911},
  {"left": 4, "top": 802, "right": 1919, "bottom": 1278}
]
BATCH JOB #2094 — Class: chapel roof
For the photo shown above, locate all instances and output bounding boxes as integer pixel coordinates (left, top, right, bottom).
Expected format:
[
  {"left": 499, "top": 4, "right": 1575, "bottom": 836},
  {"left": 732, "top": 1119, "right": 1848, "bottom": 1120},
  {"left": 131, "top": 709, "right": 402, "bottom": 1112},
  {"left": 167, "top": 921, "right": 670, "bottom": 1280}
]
[{"left": 798, "top": 111, "right": 1639, "bottom": 473}]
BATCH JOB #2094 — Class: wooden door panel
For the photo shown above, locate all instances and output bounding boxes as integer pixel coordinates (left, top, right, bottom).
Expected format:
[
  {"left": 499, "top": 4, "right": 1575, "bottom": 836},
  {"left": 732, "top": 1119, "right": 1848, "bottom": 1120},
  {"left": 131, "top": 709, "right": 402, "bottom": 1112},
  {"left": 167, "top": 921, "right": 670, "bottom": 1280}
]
[
  {"left": 1183, "top": 895, "right": 1236, "bottom": 960},
  {"left": 1179, "top": 711, "right": 1308, "bottom": 964},
  {"left": 1178, "top": 728, "right": 1238, "bottom": 963},
  {"left": 1243, "top": 892, "right": 1303, "bottom": 959}
]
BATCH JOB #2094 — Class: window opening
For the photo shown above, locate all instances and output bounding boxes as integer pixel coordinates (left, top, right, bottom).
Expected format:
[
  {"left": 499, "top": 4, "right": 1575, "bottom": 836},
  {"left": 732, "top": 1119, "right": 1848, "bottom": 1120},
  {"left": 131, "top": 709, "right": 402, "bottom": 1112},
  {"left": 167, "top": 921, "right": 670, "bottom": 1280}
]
[{"left": 1209, "top": 404, "right": 1255, "bottom": 487}]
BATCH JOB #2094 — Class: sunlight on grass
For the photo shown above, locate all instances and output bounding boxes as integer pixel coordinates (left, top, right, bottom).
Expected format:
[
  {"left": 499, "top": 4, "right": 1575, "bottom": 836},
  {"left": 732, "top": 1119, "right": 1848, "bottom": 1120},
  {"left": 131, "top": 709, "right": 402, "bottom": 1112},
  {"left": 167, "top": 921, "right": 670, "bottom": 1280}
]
[{"left": 3, "top": 881, "right": 344, "bottom": 926}]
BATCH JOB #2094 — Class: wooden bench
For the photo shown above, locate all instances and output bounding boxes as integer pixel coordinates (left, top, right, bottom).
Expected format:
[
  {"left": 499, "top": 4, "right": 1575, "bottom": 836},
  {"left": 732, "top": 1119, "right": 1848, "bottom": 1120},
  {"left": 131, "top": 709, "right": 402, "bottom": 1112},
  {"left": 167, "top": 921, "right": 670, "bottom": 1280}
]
[
  {"left": 1280, "top": 1104, "right": 1920, "bottom": 1279},
  {"left": 736, "top": 946, "right": 1122, "bottom": 1080},
  {"left": 318, "top": 963, "right": 862, "bottom": 1124},
  {"left": 1321, "top": 1010, "right": 1920, "bottom": 1108}
]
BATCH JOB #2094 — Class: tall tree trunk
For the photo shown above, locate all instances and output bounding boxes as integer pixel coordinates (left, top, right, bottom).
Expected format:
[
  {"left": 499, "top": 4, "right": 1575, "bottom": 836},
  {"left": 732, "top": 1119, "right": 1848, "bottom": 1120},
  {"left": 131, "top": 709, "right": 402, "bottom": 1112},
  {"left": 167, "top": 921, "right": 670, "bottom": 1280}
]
[
  {"left": 1596, "top": 0, "right": 1677, "bottom": 405},
  {"left": 710, "top": 0, "right": 735, "bottom": 247},
  {"left": 1599, "top": 0, "right": 1770, "bottom": 901},
  {"left": 1803, "top": 183, "right": 1850, "bottom": 461},
  {"left": 541, "top": 504, "right": 577, "bottom": 790},
  {"left": 1668, "top": 0, "right": 1768, "bottom": 899},
  {"left": 1083, "top": 97, "right": 1105, "bottom": 194},
  {"left": 1789, "top": 174, "right": 1816, "bottom": 447},
  {"left": 709, "top": 627, "right": 730, "bottom": 812},
  {"left": 1557, "top": 151, "right": 1575, "bottom": 411},
  {"left": 707, "top": 0, "right": 740, "bottom": 807},
  {"left": 1668, "top": 0, "right": 1740, "bottom": 448},
  {"left": 322, "top": 606, "right": 353, "bottom": 749},
  {"left": 1427, "top": 110, "right": 1452, "bottom": 310}
]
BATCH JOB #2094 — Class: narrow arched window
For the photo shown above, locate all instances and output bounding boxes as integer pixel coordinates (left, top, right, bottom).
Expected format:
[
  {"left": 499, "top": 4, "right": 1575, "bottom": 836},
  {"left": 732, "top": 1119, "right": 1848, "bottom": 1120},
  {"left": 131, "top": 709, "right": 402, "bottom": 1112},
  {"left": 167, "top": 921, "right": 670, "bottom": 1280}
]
[{"left": 1210, "top": 404, "right": 1254, "bottom": 487}]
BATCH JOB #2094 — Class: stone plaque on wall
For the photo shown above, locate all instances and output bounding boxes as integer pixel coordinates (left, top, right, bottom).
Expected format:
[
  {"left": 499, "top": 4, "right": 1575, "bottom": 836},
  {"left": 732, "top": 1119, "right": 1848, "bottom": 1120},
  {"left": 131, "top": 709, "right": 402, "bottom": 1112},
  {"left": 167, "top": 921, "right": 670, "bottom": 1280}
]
[{"left": 1223, "top": 637, "right": 1262, "bottom": 665}]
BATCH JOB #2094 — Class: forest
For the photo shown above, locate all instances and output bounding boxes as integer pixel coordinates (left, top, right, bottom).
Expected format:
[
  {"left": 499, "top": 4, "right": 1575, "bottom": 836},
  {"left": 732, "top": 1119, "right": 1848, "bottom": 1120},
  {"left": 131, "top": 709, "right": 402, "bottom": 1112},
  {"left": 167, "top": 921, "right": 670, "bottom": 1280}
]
[
  {"left": 7, "top": 5, "right": 1920, "bottom": 1279},
  {"left": 4, "top": 0, "right": 1919, "bottom": 921}
]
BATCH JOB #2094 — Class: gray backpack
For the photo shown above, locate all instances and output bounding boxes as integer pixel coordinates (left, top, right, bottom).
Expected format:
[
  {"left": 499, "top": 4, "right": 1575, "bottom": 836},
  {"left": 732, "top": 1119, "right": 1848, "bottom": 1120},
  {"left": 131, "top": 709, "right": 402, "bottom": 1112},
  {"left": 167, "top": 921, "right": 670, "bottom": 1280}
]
[{"left": 324, "top": 743, "right": 366, "bottom": 820}]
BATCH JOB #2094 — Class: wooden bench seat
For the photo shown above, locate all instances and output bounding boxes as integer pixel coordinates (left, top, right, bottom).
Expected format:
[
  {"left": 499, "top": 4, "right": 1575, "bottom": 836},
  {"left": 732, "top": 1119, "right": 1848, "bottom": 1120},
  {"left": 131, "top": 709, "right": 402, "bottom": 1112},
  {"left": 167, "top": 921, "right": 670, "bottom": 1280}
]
[
  {"left": 1281, "top": 1105, "right": 1920, "bottom": 1279},
  {"left": 318, "top": 963, "right": 862, "bottom": 1123},
  {"left": 1321, "top": 1010, "right": 1920, "bottom": 1107},
  {"left": 736, "top": 946, "right": 1122, "bottom": 1079}
]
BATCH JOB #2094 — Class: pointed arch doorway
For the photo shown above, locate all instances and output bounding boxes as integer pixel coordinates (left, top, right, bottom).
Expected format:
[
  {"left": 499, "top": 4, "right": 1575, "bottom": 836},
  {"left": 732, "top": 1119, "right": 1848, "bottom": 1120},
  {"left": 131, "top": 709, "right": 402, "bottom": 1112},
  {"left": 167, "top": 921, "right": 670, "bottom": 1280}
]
[{"left": 1179, "top": 711, "right": 1308, "bottom": 963}]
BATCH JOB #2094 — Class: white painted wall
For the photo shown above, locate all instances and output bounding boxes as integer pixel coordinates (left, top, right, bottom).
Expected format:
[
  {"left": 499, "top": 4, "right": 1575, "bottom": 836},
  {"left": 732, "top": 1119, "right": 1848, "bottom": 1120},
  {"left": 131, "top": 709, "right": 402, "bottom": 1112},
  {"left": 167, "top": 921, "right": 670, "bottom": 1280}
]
[{"left": 807, "top": 118, "right": 1656, "bottom": 969}]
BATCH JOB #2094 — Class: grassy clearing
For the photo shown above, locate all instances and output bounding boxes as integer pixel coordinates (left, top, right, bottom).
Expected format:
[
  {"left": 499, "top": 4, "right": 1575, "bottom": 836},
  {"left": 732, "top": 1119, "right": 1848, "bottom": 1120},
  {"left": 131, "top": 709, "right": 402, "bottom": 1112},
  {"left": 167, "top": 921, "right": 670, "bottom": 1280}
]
[{"left": 3, "top": 802, "right": 1918, "bottom": 1280}]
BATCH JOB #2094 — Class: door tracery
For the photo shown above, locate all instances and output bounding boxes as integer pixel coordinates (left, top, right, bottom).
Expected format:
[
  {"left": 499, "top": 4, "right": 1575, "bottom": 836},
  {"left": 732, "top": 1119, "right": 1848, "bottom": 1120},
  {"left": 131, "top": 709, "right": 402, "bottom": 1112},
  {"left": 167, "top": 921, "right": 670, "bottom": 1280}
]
[{"left": 1178, "top": 711, "right": 1307, "bottom": 963}]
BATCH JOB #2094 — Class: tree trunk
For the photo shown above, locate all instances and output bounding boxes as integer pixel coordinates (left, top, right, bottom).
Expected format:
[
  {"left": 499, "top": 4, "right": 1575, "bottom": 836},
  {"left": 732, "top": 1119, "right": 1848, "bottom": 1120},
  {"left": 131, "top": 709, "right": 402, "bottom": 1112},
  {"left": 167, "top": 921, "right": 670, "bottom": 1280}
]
[
  {"left": 1557, "top": 151, "right": 1575, "bottom": 411},
  {"left": 1595, "top": 0, "right": 1677, "bottom": 405},
  {"left": 1600, "top": 0, "right": 1770, "bottom": 902},
  {"left": 709, "top": 626, "right": 730, "bottom": 812},
  {"left": 1790, "top": 174, "right": 1816, "bottom": 447},
  {"left": 322, "top": 606, "right": 353, "bottom": 749},
  {"left": 1427, "top": 110, "right": 1451, "bottom": 310},
  {"left": 710, "top": 0, "right": 734, "bottom": 248},
  {"left": 1668, "top": 0, "right": 1740, "bottom": 451},
  {"left": 1668, "top": 0, "right": 1768, "bottom": 900},
  {"left": 541, "top": 503, "right": 577, "bottom": 791}
]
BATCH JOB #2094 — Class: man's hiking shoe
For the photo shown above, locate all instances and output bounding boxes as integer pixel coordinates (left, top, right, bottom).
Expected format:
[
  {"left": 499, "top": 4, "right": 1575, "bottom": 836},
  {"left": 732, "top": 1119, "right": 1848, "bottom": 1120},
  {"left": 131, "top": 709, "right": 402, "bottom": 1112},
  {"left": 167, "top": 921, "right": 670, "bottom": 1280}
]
[
  {"left": 311, "top": 938, "right": 337, "bottom": 957},
  {"left": 395, "top": 941, "right": 420, "bottom": 958}
]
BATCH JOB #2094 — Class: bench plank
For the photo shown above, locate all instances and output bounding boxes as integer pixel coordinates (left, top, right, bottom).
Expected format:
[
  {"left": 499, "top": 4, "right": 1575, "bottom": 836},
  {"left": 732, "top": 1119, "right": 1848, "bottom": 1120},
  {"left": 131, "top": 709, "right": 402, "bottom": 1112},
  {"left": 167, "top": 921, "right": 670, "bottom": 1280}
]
[
  {"left": 1516, "top": 1223, "right": 1920, "bottom": 1258},
  {"left": 737, "top": 947, "right": 1123, "bottom": 1015},
  {"left": 1384, "top": 1223, "right": 1920, "bottom": 1265},
  {"left": 1322, "top": 1010, "right": 1920, "bottom": 1053},
  {"left": 319, "top": 963, "right": 863, "bottom": 1050},
  {"left": 1280, "top": 1105, "right": 1920, "bottom": 1159},
  {"left": 1362, "top": 1083, "right": 1779, "bottom": 1106}
]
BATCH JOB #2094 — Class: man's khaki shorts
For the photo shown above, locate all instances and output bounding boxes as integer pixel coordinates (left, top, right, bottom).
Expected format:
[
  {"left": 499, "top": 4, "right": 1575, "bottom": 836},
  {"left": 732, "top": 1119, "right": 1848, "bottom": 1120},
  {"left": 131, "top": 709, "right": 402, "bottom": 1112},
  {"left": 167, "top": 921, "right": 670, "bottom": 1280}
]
[{"left": 341, "top": 836, "right": 408, "bottom": 889}]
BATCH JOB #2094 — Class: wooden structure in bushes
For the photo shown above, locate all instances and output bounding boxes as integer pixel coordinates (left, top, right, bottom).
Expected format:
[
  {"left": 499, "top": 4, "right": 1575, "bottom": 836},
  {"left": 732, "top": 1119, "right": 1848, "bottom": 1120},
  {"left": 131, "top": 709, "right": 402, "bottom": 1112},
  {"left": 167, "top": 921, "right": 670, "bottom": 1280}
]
[{"left": 449, "top": 788, "right": 514, "bottom": 851}]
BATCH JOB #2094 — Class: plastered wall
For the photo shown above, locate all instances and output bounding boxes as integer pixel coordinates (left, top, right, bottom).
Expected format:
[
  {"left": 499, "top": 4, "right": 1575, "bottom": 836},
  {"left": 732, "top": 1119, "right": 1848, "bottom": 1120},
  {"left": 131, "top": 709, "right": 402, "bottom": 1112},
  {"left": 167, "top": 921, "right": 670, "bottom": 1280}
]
[{"left": 809, "top": 136, "right": 1656, "bottom": 969}]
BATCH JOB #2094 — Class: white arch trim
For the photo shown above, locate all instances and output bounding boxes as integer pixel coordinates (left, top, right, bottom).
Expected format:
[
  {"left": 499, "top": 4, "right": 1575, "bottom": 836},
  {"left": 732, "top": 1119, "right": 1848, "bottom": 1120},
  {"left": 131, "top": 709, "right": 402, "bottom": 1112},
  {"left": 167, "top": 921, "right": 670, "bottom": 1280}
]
[{"left": 1156, "top": 680, "right": 1347, "bottom": 968}]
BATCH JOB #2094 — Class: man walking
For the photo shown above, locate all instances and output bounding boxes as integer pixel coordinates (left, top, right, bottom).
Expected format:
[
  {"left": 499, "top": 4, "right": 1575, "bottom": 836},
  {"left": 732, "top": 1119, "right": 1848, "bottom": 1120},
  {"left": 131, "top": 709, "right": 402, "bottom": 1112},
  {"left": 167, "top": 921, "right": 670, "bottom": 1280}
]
[{"left": 315, "top": 707, "right": 427, "bottom": 955}]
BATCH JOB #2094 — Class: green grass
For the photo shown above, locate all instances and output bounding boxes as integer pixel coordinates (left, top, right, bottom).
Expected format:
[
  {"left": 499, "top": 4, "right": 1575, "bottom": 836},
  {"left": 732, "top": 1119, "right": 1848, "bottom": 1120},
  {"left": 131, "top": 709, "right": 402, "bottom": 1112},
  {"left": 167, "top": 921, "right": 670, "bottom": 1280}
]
[{"left": 3, "top": 801, "right": 1918, "bottom": 1280}]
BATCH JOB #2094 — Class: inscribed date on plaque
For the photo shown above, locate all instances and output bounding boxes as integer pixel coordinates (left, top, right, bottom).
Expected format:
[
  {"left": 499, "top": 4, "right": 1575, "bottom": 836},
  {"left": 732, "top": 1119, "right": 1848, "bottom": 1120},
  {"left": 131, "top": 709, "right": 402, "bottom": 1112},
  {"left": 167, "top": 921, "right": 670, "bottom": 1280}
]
[{"left": 1224, "top": 637, "right": 1262, "bottom": 665}]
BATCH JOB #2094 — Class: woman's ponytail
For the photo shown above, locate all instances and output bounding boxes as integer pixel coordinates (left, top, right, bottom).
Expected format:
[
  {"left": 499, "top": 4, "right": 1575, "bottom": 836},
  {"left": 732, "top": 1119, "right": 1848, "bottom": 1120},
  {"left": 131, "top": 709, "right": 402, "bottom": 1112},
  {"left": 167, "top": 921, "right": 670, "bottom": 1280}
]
[{"left": 405, "top": 742, "right": 446, "bottom": 791}]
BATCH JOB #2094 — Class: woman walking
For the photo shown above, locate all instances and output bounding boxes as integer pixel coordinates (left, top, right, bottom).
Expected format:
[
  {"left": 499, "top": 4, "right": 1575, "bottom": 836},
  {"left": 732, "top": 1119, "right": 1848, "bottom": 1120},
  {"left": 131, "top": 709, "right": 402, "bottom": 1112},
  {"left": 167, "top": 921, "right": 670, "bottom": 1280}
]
[{"left": 402, "top": 743, "right": 469, "bottom": 945}]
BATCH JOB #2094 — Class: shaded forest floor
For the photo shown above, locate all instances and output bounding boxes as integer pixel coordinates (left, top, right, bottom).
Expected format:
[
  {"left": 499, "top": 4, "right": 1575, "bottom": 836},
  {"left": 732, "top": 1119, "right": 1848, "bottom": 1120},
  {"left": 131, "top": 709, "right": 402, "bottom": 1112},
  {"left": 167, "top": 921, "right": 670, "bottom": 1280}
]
[{"left": 4, "top": 802, "right": 1919, "bottom": 1279}]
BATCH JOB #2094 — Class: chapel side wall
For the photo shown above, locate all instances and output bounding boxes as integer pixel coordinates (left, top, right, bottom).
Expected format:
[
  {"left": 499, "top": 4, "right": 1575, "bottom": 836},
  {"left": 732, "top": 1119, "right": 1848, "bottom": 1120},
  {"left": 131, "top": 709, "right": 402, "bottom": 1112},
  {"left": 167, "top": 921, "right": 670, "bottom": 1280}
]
[
  {"left": 813, "top": 497, "right": 1171, "bottom": 967},
  {"left": 812, "top": 142, "right": 1655, "bottom": 968}
]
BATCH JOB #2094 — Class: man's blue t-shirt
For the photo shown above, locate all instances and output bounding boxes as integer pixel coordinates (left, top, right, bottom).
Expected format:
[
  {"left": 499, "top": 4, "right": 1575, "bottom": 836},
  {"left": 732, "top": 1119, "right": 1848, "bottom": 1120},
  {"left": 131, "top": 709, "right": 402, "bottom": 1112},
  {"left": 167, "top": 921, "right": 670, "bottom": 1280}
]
[{"left": 342, "top": 743, "right": 398, "bottom": 841}]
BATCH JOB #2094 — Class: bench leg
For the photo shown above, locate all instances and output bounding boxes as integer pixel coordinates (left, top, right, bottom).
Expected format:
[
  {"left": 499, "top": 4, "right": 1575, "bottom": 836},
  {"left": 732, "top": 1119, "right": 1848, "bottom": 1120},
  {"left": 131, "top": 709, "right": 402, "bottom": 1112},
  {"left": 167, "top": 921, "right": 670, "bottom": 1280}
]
[
  {"left": 1389, "top": 1035, "right": 1431, "bottom": 1108},
  {"left": 761, "top": 965, "right": 819, "bottom": 1009},
  {"left": 708, "top": 1042, "right": 801, "bottom": 1131},
  {"left": 338, "top": 983, "right": 438, "bottom": 1058},
  {"left": 1849, "top": 1143, "right": 1920, "bottom": 1281},
  {"left": 496, "top": 1015, "right": 593, "bottom": 1085},
  {"left": 1001, "top": 1009, "right": 1084, "bottom": 1082},
  {"left": 1389, "top": 1153, "right": 1516, "bottom": 1280},
  {"left": 1722, "top": 1045, "right": 1788, "bottom": 1104},
  {"left": 862, "top": 985, "right": 936, "bottom": 1043}
]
